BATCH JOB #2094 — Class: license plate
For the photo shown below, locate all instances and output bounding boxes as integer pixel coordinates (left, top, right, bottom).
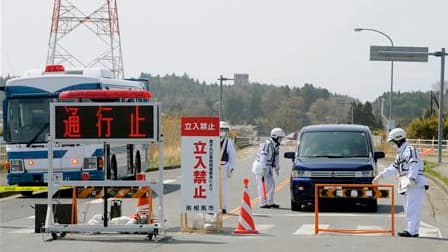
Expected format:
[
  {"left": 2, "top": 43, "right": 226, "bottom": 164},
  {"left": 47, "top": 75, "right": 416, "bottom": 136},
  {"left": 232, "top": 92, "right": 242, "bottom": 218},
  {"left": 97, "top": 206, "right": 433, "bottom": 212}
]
[
  {"left": 324, "top": 186, "right": 341, "bottom": 190},
  {"left": 44, "top": 173, "right": 63, "bottom": 183}
]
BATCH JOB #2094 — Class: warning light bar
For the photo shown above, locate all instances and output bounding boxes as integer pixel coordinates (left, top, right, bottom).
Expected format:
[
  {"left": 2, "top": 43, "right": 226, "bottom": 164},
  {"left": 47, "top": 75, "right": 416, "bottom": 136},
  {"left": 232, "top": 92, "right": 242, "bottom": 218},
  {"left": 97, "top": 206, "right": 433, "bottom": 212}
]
[
  {"left": 45, "top": 64, "right": 65, "bottom": 72},
  {"left": 58, "top": 90, "right": 152, "bottom": 100}
]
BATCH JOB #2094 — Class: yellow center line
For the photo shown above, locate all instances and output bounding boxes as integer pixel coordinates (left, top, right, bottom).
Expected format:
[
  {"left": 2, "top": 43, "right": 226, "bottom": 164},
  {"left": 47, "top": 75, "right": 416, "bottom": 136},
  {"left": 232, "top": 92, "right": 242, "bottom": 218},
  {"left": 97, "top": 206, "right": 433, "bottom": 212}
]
[{"left": 224, "top": 177, "right": 290, "bottom": 220}]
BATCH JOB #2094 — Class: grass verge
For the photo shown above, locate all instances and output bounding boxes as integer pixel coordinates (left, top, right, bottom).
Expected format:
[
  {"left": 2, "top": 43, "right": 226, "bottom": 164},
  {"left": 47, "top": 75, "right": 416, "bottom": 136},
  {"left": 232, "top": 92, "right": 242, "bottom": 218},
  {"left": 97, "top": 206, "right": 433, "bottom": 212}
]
[
  {"left": 147, "top": 114, "right": 181, "bottom": 170},
  {"left": 424, "top": 160, "right": 448, "bottom": 186}
]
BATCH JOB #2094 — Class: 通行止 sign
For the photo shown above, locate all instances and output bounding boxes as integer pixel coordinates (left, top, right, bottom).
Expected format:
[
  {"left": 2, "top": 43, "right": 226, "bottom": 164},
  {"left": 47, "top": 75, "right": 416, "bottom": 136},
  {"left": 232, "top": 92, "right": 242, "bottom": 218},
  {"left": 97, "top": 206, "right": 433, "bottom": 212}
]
[{"left": 50, "top": 102, "right": 159, "bottom": 143}]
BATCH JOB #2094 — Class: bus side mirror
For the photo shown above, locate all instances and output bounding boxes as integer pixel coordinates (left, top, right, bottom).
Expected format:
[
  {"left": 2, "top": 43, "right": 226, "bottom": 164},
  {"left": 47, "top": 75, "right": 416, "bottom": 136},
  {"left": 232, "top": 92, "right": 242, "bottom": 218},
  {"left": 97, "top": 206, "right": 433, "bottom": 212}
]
[
  {"left": 374, "top": 151, "right": 385, "bottom": 159},
  {"left": 284, "top": 152, "right": 295, "bottom": 160}
]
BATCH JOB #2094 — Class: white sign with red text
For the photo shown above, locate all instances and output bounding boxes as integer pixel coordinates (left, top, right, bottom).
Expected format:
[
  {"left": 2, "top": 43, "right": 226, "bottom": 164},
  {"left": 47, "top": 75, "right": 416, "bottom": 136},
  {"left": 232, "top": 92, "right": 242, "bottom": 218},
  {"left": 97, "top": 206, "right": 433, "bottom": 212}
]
[{"left": 181, "top": 117, "right": 220, "bottom": 213}]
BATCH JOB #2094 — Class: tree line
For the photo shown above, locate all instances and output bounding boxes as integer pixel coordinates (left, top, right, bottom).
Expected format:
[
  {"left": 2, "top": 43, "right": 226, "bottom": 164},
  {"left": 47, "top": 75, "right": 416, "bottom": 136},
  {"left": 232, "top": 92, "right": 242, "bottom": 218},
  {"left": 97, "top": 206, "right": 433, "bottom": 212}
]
[
  {"left": 140, "top": 73, "right": 387, "bottom": 135},
  {"left": 0, "top": 74, "right": 436, "bottom": 137}
]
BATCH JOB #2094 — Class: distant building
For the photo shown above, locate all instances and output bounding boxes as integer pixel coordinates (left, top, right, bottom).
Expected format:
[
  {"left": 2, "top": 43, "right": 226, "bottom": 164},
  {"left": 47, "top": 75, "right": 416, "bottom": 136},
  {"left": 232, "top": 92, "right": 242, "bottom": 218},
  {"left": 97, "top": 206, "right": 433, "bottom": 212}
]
[{"left": 234, "top": 73, "right": 249, "bottom": 85}]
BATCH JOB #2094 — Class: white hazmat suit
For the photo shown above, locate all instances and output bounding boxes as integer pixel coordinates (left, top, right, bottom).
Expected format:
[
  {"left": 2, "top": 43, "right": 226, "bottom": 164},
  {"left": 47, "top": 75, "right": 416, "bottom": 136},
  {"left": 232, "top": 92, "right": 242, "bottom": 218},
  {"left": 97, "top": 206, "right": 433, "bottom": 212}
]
[
  {"left": 220, "top": 135, "right": 236, "bottom": 212},
  {"left": 252, "top": 138, "right": 280, "bottom": 208},
  {"left": 374, "top": 141, "right": 426, "bottom": 237}
]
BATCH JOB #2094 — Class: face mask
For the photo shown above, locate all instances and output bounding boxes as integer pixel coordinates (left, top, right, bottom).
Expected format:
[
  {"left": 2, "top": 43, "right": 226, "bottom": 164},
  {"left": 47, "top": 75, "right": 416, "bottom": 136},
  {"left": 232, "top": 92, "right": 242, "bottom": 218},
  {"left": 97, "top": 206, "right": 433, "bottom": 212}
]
[
  {"left": 390, "top": 142, "right": 399, "bottom": 151},
  {"left": 220, "top": 131, "right": 226, "bottom": 138}
]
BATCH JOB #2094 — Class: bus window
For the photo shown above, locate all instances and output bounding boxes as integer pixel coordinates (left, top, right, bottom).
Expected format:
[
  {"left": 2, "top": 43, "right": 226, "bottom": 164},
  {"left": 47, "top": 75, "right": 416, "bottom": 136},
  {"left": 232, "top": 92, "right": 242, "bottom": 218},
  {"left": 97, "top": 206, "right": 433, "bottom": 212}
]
[{"left": 7, "top": 98, "right": 50, "bottom": 144}]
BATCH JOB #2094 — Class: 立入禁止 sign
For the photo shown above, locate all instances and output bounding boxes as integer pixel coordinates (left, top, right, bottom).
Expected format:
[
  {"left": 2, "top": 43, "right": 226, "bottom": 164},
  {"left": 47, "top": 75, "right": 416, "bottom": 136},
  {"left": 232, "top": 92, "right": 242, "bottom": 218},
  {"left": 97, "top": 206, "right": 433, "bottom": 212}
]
[{"left": 180, "top": 117, "right": 219, "bottom": 213}]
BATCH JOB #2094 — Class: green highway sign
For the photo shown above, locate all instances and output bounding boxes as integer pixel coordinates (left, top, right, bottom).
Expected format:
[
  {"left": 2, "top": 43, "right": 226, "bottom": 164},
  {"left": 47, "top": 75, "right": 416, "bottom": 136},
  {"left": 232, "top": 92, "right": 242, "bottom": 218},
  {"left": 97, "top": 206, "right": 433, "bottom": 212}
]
[{"left": 370, "top": 46, "right": 429, "bottom": 62}]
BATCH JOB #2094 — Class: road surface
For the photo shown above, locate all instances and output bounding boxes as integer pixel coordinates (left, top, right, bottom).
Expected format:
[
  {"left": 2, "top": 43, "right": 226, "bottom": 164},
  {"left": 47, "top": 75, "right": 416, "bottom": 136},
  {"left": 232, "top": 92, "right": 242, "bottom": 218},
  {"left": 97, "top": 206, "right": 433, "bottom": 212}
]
[{"left": 1, "top": 144, "right": 447, "bottom": 252}]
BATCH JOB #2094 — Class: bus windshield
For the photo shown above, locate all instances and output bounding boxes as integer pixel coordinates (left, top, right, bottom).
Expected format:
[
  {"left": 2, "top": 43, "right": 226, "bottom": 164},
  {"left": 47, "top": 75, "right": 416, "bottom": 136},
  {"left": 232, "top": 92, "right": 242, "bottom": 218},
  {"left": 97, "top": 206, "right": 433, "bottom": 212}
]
[{"left": 6, "top": 98, "right": 50, "bottom": 144}]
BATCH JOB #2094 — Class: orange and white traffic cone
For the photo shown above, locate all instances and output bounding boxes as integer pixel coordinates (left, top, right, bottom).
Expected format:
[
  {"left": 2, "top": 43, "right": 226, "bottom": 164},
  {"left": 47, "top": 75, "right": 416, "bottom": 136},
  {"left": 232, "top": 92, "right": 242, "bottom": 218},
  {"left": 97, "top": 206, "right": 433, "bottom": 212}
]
[
  {"left": 136, "top": 197, "right": 150, "bottom": 216},
  {"left": 131, "top": 173, "right": 152, "bottom": 223},
  {"left": 233, "top": 178, "right": 259, "bottom": 234}
]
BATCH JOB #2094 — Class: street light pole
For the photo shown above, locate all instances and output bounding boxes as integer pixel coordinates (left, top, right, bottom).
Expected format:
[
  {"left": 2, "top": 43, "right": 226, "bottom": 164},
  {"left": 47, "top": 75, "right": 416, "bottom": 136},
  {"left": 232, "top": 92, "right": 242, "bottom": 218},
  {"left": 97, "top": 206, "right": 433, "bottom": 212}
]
[
  {"left": 218, "top": 75, "right": 234, "bottom": 120},
  {"left": 431, "top": 48, "right": 447, "bottom": 163},
  {"left": 351, "top": 104, "right": 354, "bottom": 124},
  {"left": 336, "top": 101, "right": 355, "bottom": 124},
  {"left": 354, "top": 28, "right": 394, "bottom": 131}
]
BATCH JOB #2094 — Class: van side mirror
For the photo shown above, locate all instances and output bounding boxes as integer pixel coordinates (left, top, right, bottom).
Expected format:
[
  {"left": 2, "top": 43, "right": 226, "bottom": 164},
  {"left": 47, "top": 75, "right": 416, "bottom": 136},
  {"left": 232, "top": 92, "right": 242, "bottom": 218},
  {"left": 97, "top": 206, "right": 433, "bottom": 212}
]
[
  {"left": 284, "top": 152, "right": 295, "bottom": 160},
  {"left": 374, "top": 151, "right": 385, "bottom": 159}
]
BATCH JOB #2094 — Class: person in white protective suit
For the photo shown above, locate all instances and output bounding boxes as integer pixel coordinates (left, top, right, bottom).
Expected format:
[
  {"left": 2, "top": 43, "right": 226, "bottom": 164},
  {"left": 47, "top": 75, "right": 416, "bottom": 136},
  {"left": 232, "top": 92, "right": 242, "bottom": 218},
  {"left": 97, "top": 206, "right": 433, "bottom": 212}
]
[
  {"left": 220, "top": 121, "right": 236, "bottom": 214},
  {"left": 252, "top": 128, "right": 286, "bottom": 208},
  {"left": 372, "top": 128, "right": 427, "bottom": 237}
]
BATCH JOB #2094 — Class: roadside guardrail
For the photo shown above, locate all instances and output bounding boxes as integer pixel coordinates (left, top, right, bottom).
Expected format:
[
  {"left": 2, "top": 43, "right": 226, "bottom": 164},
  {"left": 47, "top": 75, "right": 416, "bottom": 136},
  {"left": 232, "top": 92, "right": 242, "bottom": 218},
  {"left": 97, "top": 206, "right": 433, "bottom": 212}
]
[
  {"left": 407, "top": 138, "right": 448, "bottom": 152},
  {"left": 234, "top": 136, "right": 251, "bottom": 148}
]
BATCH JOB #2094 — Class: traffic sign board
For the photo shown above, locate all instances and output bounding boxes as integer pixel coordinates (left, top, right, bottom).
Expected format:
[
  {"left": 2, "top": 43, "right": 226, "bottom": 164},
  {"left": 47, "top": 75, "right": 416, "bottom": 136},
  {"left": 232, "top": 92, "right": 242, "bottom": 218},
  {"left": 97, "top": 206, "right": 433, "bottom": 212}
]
[
  {"left": 370, "top": 46, "right": 429, "bottom": 62},
  {"left": 50, "top": 102, "right": 160, "bottom": 143}
]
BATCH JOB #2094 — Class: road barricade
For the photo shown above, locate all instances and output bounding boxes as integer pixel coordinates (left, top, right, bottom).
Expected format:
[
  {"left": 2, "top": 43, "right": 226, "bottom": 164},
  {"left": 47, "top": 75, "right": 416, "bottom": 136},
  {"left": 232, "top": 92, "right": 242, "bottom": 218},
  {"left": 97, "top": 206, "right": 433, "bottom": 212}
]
[
  {"left": 44, "top": 89, "right": 164, "bottom": 241},
  {"left": 314, "top": 183, "right": 395, "bottom": 236}
]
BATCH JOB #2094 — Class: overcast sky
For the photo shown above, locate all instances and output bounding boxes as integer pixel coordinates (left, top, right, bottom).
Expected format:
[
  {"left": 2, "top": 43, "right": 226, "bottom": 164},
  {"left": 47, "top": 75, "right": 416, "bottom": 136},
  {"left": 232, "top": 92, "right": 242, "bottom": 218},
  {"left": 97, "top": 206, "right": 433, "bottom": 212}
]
[{"left": 1, "top": 0, "right": 447, "bottom": 101}]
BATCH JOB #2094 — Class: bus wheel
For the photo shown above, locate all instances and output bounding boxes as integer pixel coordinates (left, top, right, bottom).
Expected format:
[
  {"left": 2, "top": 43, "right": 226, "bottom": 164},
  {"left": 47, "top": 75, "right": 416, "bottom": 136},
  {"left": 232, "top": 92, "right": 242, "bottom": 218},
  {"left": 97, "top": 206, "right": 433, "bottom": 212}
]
[
  {"left": 135, "top": 152, "right": 142, "bottom": 174},
  {"left": 111, "top": 156, "right": 118, "bottom": 180}
]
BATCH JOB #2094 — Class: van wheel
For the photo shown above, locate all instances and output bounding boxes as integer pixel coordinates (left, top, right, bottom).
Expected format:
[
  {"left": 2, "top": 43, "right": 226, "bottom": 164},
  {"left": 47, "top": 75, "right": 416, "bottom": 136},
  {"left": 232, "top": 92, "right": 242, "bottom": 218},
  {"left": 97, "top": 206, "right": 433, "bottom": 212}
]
[{"left": 291, "top": 200, "right": 302, "bottom": 211}]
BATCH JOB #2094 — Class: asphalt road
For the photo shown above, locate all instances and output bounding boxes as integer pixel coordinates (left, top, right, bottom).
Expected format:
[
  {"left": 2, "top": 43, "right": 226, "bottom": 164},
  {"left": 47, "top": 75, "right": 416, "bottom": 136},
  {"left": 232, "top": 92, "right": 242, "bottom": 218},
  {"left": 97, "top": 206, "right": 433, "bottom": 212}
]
[{"left": 1, "top": 144, "right": 447, "bottom": 252}]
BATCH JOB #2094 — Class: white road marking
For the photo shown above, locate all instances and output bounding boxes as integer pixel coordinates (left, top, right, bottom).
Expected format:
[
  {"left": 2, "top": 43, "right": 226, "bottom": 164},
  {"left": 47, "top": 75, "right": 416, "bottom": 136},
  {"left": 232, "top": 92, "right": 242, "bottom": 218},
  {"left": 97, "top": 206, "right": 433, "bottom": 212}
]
[
  {"left": 255, "top": 224, "right": 275, "bottom": 232},
  {"left": 253, "top": 213, "right": 405, "bottom": 218},
  {"left": 292, "top": 222, "right": 442, "bottom": 238},
  {"left": 419, "top": 221, "right": 443, "bottom": 238},
  {"left": 10, "top": 228, "right": 35, "bottom": 234},
  {"left": 0, "top": 194, "right": 21, "bottom": 202},
  {"left": 293, "top": 224, "right": 329, "bottom": 235}
]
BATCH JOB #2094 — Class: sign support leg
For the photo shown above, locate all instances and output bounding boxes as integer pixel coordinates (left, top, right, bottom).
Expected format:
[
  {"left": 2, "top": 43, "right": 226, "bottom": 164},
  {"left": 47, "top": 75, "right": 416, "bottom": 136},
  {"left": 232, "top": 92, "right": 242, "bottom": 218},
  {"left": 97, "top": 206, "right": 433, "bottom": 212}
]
[
  {"left": 158, "top": 136, "right": 165, "bottom": 232},
  {"left": 45, "top": 136, "right": 55, "bottom": 230}
]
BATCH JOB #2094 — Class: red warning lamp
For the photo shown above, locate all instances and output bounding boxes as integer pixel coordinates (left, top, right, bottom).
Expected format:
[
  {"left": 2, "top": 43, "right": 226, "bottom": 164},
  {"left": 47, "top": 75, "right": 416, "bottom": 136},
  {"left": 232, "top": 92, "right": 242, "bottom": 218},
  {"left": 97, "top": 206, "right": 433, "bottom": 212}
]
[
  {"left": 81, "top": 172, "right": 90, "bottom": 181},
  {"left": 136, "top": 173, "right": 146, "bottom": 181},
  {"left": 45, "top": 64, "right": 65, "bottom": 73}
]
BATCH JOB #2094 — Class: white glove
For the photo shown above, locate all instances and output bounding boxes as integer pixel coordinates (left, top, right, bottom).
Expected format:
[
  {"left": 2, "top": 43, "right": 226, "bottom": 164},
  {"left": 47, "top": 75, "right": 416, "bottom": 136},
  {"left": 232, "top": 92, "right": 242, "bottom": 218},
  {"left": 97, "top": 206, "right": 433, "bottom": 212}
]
[
  {"left": 372, "top": 175, "right": 382, "bottom": 184},
  {"left": 274, "top": 168, "right": 279, "bottom": 176}
]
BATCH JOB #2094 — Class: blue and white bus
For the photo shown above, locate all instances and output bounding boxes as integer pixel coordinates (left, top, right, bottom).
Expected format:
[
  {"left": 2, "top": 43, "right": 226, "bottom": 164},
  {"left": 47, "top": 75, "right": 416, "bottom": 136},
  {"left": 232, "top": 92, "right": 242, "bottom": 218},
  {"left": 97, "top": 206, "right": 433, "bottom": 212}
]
[{"left": 3, "top": 65, "right": 148, "bottom": 192}]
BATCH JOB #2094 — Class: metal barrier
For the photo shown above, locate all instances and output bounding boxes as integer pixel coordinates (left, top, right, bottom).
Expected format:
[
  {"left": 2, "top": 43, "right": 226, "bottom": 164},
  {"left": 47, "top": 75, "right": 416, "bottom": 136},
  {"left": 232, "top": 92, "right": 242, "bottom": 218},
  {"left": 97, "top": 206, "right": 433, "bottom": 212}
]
[
  {"left": 408, "top": 138, "right": 448, "bottom": 153},
  {"left": 71, "top": 186, "right": 154, "bottom": 226},
  {"left": 314, "top": 183, "right": 395, "bottom": 236},
  {"left": 234, "top": 137, "right": 251, "bottom": 148},
  {"left": 0, "top": 143, "right": 6, "bottom": 167}
]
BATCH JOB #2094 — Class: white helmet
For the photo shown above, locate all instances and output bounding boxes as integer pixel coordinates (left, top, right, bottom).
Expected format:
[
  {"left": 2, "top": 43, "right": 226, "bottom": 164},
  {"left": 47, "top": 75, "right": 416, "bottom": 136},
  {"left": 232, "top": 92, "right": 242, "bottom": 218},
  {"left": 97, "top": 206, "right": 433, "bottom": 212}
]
[
  {"left": 271, "top": 128, "right": 286, "bottom": 138},
  {"left": 220, "top": 121, "right": 231, "bottom": 129},
  {"left": 387, "top": 128, "right": 406, "bottom": 142}
]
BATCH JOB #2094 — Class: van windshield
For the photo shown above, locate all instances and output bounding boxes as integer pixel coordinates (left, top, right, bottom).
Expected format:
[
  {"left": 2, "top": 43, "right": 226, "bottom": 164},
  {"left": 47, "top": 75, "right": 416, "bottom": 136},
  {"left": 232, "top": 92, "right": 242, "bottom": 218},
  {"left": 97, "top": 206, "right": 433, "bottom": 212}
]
[{"left": 298, "top": 131, "right": 370, "bottom": 158}]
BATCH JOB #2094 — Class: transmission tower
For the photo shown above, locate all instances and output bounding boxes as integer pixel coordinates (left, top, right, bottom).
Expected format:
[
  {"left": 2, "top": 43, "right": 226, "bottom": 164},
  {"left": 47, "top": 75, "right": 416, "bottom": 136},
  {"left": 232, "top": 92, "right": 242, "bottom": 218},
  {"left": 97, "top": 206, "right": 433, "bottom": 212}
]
[{"left": 46, "top": 0, "right": 125, "bottom": 78}]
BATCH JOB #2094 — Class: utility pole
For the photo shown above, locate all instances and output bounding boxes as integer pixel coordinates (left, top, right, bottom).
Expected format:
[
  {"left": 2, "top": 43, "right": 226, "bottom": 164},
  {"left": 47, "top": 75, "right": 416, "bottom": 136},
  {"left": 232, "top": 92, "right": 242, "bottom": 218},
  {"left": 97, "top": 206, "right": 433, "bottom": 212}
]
[
  {"left": 337, "top": 101, "right": 354, "bottom": 124},
  {"left": 47, "top": 0, "right": 125, "bottom": 78},
  {"left": 218, "top": 75, "right": 234, "bottom": 120},
  {"left": 431, "top": 48, "right": 446, "bottom": 163}
]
